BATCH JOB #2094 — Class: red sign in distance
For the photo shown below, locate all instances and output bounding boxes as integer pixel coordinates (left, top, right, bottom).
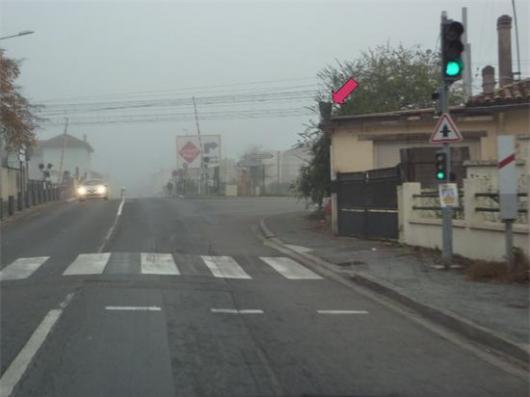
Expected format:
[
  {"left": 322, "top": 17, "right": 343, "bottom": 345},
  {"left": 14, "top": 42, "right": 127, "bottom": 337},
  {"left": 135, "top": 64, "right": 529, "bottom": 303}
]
[
  {"left": 332, "top": 78, "right": 359, "bottom": 104},
  {"left": 179, "top": 141, "right": 200, "bottom": 163}
]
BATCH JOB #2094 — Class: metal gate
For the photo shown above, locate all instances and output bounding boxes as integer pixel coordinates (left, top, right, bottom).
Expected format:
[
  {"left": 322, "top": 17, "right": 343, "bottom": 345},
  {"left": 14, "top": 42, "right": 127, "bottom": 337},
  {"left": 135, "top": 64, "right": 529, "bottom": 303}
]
[{"left": 337, "top": 166, "right": 401, "bottom": 239}]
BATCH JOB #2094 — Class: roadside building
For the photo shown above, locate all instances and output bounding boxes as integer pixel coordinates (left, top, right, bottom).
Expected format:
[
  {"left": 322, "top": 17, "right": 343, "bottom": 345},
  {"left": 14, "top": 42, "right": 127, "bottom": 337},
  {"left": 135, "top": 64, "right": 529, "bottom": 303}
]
[
  {"left": 322, "top": 14, "right": 529, "bottom": 248},
  {"left": 28, "top": 133, "right": 94, "bottom": 182}
]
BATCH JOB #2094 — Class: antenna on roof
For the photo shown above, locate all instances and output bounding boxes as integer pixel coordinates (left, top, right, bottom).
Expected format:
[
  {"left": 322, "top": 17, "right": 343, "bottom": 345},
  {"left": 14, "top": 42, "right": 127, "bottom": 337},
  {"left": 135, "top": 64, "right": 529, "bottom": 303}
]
[{"left": 57, "top": 118, "right": 69, "bottom": 184}]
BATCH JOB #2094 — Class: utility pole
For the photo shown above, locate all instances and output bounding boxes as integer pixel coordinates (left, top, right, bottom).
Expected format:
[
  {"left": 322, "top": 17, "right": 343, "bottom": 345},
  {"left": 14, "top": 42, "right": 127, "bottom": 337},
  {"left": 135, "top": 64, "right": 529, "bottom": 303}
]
[
  {"left": 192, "top": 97, "right": 205, "bottom": 195},
  {"left": 512, "top": 0, "right": 522, "bottom": 80},
  {"left": 57, "top": 118, "right": 69, "bottom": 184},
  {"left": 462, "top": 7, "right": 473, "bottom": 101},
  {"left": 439, "top": 11, "right": 464, "bottom": 265}
]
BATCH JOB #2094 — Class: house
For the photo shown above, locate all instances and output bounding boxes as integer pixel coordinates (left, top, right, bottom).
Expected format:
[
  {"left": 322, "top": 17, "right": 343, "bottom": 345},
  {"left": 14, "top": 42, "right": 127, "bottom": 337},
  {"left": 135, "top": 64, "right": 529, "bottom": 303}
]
[
  {"left": 324, "top": 14, "right": 528, "bottom": 173},
  {"left": 28, "top": 133, "right": 94, "bottom": 182},
  {"left": 323, "top": 14, "right": 529, "bottom": 236}
]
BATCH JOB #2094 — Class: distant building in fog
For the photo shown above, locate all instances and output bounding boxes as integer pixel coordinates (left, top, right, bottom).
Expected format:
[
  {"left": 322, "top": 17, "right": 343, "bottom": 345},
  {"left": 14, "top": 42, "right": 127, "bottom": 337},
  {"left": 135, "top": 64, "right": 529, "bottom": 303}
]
[{"left": 28, "top": 133, "right": 94, "bottom": 182}]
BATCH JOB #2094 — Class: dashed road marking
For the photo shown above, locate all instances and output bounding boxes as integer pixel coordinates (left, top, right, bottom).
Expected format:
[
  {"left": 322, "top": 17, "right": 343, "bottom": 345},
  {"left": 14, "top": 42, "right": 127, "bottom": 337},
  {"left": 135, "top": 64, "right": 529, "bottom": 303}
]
[
  {"left": 0, "top": 257, "right": 49, "bottom": 281},
  {"left": 0, "top": 293, "right": 74, "bottom": 397},
  {"left": 105, "top": 306, "right": 161, "bottom": 311},
  {"left": 140, "top": 253, "right": 179, "bottom": 275},
  {"left": 317, "top": 310, "right": 369, "bottom": 315},
  {"left": 210, "top": 308, "right": 264, "bottom": 314},
  {"left": 260, "top": 256, "right": 322, "bottom": 280},
  {"left": 63, "top": 253, "right": 111, "bottom": 275},
  {"left": 201, "top": 255, "right": 252, "bottom": 279}
]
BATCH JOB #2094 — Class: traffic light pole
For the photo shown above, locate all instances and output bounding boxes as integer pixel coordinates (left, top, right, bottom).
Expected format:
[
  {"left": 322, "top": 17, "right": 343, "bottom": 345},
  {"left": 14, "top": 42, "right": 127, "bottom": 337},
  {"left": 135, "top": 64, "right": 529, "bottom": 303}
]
[{"left": 440, "top": 12, "right": 453, "bottom": 265}]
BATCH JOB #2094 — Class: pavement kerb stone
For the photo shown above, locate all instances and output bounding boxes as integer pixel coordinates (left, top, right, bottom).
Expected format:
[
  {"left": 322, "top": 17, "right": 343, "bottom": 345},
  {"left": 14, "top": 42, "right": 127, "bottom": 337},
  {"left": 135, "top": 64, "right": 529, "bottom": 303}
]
[
  {"left": 258, "top": 217, "right": 530, "bottom": 365},
  {"left": 0, "top": 200, "right": 73, "bottom": 226}
]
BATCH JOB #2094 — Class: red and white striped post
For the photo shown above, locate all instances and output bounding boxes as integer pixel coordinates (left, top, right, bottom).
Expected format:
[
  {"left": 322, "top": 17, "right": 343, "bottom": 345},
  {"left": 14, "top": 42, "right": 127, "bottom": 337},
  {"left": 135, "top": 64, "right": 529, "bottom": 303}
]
[{"left": 498, "top": 136, "right": 517, "bottom": 271}]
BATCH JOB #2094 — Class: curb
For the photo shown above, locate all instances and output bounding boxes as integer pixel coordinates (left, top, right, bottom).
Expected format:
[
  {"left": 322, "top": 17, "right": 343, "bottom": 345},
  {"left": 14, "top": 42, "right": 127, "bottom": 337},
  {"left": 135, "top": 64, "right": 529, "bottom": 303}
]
[
  {"left": 0, "top": 200, "right": 73, "bottom": 226},
  {"left": 259, "top": 217, "right": 530, "bottom": 365}
]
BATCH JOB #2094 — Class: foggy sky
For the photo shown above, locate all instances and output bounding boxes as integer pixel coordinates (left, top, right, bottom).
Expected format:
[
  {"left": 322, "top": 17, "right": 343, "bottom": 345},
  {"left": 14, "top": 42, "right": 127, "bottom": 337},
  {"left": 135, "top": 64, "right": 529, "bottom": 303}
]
[{"left": 1, "top": 0, "right": 528, "bottom": 195}]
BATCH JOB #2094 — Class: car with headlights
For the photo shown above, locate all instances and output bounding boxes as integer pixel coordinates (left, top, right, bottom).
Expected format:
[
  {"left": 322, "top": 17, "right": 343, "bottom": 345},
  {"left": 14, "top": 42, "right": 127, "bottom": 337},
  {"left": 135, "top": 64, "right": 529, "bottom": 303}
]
[{"left": 76, "top": 179, "right": 110, "bottom": 201}]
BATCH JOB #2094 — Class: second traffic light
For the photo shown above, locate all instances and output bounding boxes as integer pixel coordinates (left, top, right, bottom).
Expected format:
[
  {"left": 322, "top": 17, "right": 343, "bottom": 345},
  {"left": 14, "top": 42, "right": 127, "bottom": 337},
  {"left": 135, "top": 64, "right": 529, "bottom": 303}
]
[
  {"left": 441, "top": 20, "right": 464, "bottom": 83},
  {"left": 435, "top": 151, "right": 447, "bottom": 181}
]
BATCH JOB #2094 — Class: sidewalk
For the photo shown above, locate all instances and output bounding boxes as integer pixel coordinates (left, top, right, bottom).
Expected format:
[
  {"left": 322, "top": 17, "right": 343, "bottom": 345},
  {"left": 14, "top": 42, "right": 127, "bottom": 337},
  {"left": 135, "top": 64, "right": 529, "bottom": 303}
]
[{"left": 263, "top": 211, "right": 529, "bottom": 362}]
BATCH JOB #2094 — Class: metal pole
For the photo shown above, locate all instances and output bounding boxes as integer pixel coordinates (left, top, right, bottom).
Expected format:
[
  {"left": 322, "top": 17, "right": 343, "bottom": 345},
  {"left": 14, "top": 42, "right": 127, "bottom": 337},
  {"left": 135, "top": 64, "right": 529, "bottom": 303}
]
[
  {"left": 57, "top": 118, "right": 69, "bottom": 184},
  {"left": 505, "top": 219, "right": 514, "bottom": 273},
  {"left": 462, "top": 7, "right": 473, "bottom": 100},
  {"left": 441, "top": 11, "right": 453, "bottom": 265},
  {"left": 192, "top": 97, "right": 204, "bottom": 195},
  {"left": 511, "top": 0, "right": 522, "bottom": 80}
]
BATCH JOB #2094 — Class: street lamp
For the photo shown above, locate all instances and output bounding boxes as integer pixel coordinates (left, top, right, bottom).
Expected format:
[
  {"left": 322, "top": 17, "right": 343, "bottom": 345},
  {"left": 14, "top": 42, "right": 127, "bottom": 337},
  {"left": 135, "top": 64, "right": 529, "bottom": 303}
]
[{"left": 0, "top": 30, "right": 35, "bottom": 41}]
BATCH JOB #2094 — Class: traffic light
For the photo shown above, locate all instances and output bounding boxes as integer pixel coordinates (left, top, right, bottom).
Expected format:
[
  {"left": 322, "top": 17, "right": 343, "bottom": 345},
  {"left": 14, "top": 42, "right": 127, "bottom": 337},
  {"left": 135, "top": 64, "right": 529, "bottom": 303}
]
[
  {"left": 435, "top": 151, "right": 447, "bottom": 181},
  {"left": 442, "top": 20, "right": 464, "bottom": 83}
]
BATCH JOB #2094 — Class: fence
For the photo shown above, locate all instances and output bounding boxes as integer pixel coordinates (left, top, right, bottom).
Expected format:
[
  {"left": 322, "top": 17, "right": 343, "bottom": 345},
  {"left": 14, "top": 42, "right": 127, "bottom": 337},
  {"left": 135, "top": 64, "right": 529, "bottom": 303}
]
[
  {"left": 0, "top": 172, "right": 72, "bottom": 220},
  {"left": 398, "top": 178, "right": 529, "bottom": 261}
]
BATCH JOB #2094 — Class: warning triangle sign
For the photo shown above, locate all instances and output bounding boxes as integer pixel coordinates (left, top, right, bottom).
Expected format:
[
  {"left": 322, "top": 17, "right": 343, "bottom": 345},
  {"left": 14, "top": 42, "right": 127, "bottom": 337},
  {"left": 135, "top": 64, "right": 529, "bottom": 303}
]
[{"left": 430, "top": 113, "right": 463, "bottom": 144}]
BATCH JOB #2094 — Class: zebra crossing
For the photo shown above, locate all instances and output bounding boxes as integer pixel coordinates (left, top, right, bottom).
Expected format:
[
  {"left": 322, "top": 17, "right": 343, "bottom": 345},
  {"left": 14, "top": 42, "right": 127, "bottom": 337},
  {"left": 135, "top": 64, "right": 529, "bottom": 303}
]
[{"left": 0, "top": 253, "right": 323, "bottom": 282}]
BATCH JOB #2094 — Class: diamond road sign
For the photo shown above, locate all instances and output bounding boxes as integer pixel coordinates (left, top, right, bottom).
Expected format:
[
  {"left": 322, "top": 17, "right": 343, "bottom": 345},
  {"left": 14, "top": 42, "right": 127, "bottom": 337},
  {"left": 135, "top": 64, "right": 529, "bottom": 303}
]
[
  {"left": 430, "top": 113, "right": 463, "bottom": 144},
  {"left": 179, "top": 141, "right": 201, "bottom": 163}
]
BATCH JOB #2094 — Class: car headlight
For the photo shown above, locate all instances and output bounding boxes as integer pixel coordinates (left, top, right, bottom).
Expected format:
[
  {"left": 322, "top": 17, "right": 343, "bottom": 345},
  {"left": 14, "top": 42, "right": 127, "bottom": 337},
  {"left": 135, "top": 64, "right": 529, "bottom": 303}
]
[
  {"left": 77, "top": 186, "right": 87, "bottom": 195},
  {"left": 96, "top": 185, "right": 107, "bottom": 194}
]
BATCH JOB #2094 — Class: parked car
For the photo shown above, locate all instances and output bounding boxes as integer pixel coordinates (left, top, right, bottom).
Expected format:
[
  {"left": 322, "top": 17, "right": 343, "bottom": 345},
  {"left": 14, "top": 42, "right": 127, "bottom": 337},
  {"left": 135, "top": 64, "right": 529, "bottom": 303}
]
[{"left": 76, "top": 179, "right": 110, "bottom": 201}]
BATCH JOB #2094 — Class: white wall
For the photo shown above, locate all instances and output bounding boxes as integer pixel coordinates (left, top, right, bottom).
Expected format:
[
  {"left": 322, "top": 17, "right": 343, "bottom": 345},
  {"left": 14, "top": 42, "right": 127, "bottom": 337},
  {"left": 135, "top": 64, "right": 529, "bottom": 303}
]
[{"left": 399, "top": 180, "right": 529, "bottom": 262}]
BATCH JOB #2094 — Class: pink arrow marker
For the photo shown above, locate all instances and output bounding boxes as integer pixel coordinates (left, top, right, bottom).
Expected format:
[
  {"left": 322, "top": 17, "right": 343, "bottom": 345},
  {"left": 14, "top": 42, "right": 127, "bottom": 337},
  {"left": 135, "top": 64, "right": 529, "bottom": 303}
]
[{"left": 332, "top": 78, "right": 359, "bottom": 104}]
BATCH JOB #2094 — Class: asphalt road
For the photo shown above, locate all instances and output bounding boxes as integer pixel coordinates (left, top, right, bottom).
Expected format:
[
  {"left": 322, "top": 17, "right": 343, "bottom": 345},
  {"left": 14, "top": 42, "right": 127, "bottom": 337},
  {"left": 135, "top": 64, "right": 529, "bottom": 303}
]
[{"left": 0, "top": 196, "right": 528, "bottom": 397}]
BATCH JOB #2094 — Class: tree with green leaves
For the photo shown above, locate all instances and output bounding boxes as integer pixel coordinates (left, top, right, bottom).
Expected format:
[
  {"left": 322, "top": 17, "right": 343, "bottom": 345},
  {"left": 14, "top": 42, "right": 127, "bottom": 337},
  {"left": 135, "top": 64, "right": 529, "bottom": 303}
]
[
  {"left": 295, "top": 43, "right": 464, "bottom": 208},
  {"left": 0, "top": 50, "right": 38, "bottom": 151}
]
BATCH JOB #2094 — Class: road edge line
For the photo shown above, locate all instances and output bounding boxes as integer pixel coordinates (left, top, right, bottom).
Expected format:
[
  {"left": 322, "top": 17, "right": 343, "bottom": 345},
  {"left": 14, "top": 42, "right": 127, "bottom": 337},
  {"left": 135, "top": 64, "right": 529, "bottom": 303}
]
[{"left": 257, "top": 217, "right": 530, "bottom": 366}]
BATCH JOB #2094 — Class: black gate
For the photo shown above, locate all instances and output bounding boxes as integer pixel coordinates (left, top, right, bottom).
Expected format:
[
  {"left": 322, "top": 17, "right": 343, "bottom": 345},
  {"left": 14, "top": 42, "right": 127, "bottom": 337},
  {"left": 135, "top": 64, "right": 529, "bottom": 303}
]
[{"left": 337, "top": 166, "right": 402, "bottom": 240}]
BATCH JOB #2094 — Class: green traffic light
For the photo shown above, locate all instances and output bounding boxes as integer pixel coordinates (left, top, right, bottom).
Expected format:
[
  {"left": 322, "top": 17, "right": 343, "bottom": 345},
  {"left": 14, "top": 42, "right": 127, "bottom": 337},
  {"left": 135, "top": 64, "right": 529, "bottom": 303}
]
[
  {"left": 436, "top": 171, "right": 446, "bottom": 180},
  {"left": 445, "top": 61, "right": 462, "bottom": 76}
]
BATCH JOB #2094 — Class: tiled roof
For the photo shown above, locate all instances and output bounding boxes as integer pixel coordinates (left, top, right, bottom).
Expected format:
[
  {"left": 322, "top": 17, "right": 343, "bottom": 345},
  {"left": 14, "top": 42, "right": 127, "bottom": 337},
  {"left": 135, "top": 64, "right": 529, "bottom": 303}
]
[
  {"left": 39, "top": 134, "right": 94, "bottom": 153},
  {"left": 467, "top": 78, "right": 530, "bottom": 107}
]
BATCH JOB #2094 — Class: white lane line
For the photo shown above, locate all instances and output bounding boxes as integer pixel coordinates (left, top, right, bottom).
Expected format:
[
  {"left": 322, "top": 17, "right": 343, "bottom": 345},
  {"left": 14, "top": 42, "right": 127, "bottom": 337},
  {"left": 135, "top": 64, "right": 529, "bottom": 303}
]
[
  {"left": 0, "top": 292, "right": 74, "bottom": 397},
  {"left": 116, "top": 198, "right": 125, "bottom": 216},
  {"left": 0, "top": 257, "right": 49, "bottom": 281},
  {"left": 63, "top": 253, "right": 111, "bottom": 275},
  {"left": 210, "top": 308, "right": 264, "bottom": 314},
  {"left": 97, "top": 198, "right": 126, "bottom": 253},
  {"left": 105, "top": 306, "right": 161, "bottom": 311},
  {"left": 317, "top": 310, "right": 369, "bottom": 315},
  {"left": 201, "top": 256, "right": 251, "bottom": 279},
  {"left": 140, "top": 253, "right": 179, "bottom": 275},
  {"left": 260, "top": 257, "right": 322, "bottom": 280}
]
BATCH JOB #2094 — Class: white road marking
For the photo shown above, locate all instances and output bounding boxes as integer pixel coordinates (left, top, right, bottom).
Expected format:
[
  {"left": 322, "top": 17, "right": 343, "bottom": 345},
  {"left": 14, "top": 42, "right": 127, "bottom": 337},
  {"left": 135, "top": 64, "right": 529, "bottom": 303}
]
[
  {"left": 0, "top": 293, "right": 74, "bottom": 397},
  {"left": 140, "top": 253, "right": 179, "bottom": 275},
  {"left": 317, "top": 310, "right": 369, "bottom": 315},
  {"left": 0, "top": 257, "right": 49, "bottom": 281},
  {"left": 63, "top": 253, "right": 111, "bottom": 275},
  {"left": 260, "top": 257, "right": 322, "bottom": 280},
  {"left": 210, "top": 308, "right": 264, "bottom": 314},
  {"left": 105, "top": 306, "right": 161, "bottom": 311},
  {"left": 201, "top": 256, "right": 251, "bottom": 279},
  {"left": 97, "top": 198, "right": 126, "bottom": 253},
  {"left": 116, "top": 198, "right": 125, "bottom": 216}
]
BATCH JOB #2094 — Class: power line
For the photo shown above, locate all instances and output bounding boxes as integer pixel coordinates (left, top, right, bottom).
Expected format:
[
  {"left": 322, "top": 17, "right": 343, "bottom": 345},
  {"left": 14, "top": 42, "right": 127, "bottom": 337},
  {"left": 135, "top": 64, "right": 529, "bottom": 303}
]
[{"left": 34, "top": 77, "right": 318, "bottom": 103}]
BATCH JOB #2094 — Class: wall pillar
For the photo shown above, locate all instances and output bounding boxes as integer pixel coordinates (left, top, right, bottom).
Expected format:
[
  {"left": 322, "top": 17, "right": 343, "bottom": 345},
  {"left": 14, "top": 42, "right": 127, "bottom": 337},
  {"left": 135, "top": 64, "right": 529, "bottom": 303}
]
[{"left": 399, "top": 182, "right": 421, "bottom": 244}]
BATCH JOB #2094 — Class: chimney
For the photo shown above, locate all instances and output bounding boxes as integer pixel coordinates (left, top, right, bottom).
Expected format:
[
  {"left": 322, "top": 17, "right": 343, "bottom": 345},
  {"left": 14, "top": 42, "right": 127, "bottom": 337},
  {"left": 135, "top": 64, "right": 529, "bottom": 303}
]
[
  {"left": 497, "top": 15, "right": 513, "bottom": 87},
  {"left": 482, "top": 66, "right": 495, "bottom": 95}
]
